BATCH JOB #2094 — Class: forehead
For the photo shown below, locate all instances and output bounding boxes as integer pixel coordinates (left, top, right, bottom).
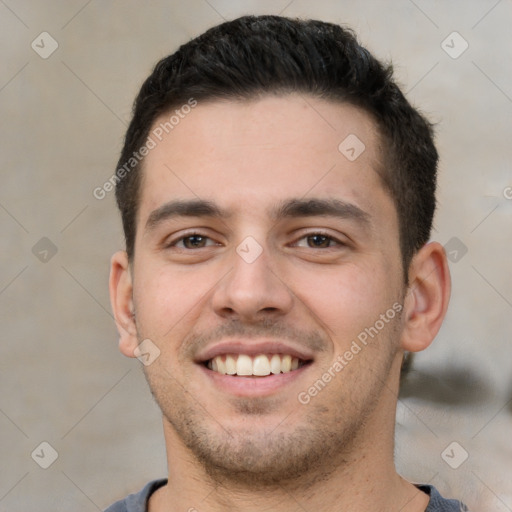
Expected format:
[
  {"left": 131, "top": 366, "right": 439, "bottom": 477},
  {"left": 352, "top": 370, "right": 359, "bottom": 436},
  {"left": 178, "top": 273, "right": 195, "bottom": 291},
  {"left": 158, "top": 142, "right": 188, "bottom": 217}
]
[{"left": 138, "top": 94, "right": 391, "bottom": 226}]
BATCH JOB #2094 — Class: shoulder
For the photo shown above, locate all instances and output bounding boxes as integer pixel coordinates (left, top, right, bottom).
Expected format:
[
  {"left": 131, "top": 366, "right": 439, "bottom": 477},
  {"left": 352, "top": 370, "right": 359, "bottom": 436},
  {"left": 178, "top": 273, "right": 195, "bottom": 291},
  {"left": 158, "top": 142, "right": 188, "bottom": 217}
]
[
  {"left": 417, "top": 484, "right": 469, "bottom": 512},
  {"left": 104, "top": 479, "right": 167, "bottom": 512}
]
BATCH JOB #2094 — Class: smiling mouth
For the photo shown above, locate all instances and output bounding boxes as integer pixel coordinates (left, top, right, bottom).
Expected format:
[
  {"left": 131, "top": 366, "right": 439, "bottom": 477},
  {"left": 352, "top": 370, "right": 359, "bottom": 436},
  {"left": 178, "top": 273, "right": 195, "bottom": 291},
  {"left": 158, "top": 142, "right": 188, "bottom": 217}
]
[{"left": 204, "top": 353, "right": 312, "bottom": 377}]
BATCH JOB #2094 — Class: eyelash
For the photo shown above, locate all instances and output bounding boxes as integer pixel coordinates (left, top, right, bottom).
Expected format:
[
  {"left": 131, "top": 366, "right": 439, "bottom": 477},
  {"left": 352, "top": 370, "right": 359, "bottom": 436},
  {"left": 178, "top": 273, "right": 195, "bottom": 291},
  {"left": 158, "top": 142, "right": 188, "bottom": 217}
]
[
  {"left": 294, "top": 232, "right": 345, "bottom": 249},
  {"left": 168, "top": 233, "right": 219, "bottom": 250},
  {"left": 167, "top": 231, "right": 345, "bottom": 250}
]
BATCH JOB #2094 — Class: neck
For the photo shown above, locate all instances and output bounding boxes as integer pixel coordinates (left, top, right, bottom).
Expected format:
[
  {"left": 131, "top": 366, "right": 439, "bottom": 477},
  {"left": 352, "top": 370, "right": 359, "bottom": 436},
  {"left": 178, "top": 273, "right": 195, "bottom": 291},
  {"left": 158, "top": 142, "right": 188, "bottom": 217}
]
[{"left": 151, "top": 432, "right": 427, "bottom": 512}]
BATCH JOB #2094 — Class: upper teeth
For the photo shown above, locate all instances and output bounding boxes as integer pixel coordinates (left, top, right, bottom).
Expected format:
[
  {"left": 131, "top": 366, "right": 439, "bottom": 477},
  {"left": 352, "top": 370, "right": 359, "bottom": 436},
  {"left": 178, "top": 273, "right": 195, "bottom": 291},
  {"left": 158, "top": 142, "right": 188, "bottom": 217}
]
[{"left": 207, "top": 354, "right": 301, "bottom": 376}]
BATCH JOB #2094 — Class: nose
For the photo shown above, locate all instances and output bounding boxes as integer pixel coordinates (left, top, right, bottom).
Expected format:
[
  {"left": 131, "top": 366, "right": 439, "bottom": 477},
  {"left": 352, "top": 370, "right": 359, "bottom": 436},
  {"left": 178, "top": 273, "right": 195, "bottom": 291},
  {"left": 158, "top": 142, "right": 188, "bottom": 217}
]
[{"left": 210, "top": 241, "right": 294, "bottom": 323}]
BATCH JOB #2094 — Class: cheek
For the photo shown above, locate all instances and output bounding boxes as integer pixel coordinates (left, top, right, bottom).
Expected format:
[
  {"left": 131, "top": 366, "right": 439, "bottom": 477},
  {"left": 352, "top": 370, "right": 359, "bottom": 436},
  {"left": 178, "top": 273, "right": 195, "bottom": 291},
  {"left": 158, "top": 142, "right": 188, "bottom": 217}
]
[
  {"left": 290, "top": 261, "right": 397, "bottom": 347},
  {"left": 132, "top": 260, "right": 208, "bottom": 340}
]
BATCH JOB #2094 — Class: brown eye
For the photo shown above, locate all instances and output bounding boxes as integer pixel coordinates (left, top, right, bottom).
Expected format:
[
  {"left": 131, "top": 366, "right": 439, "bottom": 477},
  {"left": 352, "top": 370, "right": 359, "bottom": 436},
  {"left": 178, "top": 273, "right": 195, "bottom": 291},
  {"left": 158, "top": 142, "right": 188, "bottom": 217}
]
[
  {"left": 182, "top": 235, "right": 207, "bottom": 248},
  {"left": 170, "top": 234, "right": 217, "bottom": 249},
  {"left": 293, "top": 232, "right": 346, "bottom": 250},
  {"left": 306, "top": 234, "right": 332, "bottom": 248}
]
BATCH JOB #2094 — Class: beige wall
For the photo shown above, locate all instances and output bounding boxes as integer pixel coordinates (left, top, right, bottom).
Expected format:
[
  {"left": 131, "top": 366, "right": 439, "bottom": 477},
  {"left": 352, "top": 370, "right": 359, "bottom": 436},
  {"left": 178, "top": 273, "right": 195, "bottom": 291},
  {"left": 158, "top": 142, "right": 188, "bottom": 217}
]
[{"left": 1, "top": 1, "right": 511, "bottom": 510}]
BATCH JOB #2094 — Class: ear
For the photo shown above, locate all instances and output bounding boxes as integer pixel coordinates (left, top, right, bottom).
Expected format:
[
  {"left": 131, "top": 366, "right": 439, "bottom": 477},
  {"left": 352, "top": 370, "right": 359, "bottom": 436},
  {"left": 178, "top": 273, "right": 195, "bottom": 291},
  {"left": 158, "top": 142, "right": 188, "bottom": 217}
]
[
  {"left": 109, "top": 250, "right": 138, "bottom": 358},
  {"left": 400, "top": 241, "right": 451, "bottom": 353}
]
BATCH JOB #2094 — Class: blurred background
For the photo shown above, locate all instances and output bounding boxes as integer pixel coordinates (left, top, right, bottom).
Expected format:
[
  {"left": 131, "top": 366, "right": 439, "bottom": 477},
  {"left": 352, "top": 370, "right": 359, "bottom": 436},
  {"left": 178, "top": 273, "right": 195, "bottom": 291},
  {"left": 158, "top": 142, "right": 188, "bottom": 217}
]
[{"left": 0, "top": 1, "right": 511, "bottom": 510}]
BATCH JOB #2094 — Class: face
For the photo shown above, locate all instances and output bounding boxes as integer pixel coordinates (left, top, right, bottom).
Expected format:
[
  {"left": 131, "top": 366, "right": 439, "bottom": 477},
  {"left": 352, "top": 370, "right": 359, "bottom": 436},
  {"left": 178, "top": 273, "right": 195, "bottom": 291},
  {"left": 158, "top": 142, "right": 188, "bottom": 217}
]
[{"left": 122, "top": 94, "right": 408, "bottom": 485}]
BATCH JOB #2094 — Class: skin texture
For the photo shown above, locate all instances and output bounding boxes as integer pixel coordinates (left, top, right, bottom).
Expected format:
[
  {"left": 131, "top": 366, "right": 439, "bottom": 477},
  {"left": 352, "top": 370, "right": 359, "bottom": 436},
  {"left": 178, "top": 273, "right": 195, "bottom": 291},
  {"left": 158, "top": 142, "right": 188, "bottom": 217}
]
[{"left": 110, "top": 94, "right": 451, "bottom": 512}]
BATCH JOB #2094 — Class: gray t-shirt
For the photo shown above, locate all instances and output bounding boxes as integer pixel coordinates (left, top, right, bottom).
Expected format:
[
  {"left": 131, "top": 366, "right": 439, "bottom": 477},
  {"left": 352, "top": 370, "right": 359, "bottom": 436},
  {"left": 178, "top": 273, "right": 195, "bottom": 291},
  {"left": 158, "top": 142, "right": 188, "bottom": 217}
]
[{"left": 104, "top": 480, "right": 469, "bottom": 511}]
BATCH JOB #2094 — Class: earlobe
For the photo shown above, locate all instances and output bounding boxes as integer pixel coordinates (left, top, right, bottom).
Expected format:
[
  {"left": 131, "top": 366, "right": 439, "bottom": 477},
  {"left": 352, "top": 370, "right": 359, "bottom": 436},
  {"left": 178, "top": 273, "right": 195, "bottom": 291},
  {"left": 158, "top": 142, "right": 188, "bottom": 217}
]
[
  {"left": 109, "top": 251, "right": 139, "bottom": 358},
  {"left": 400, "top": 241, "right": 451, "bottom": 353}
]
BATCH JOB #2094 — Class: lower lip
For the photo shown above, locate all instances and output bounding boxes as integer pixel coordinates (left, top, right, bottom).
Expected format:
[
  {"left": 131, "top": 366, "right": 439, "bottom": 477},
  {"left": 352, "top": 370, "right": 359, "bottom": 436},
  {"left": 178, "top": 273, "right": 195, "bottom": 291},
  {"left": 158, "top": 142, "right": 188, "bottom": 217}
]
[{"left": 198, "top": 363, "right": 312, "bottom": 397}]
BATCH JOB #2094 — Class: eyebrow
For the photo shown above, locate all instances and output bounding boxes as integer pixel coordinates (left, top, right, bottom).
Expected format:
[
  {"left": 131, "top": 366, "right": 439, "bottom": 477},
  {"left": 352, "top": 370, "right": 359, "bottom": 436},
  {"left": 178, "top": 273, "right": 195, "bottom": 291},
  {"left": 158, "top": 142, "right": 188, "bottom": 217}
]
[
  {"left": 145, "top": 199, "right": 230, "bottom": 231},
  {"left": 271, "top": 198, "right": 371, "bottom": 227},
  {"left": 144, "top": 197, "right": 372, "bottom": 232}
]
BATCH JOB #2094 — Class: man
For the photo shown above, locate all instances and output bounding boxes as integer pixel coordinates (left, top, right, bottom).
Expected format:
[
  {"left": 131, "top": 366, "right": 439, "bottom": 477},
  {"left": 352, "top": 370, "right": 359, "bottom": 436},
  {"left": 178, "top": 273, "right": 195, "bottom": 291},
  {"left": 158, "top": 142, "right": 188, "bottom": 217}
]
[{"left": 107, "top": 15, "right": 468, "bottom": 512}]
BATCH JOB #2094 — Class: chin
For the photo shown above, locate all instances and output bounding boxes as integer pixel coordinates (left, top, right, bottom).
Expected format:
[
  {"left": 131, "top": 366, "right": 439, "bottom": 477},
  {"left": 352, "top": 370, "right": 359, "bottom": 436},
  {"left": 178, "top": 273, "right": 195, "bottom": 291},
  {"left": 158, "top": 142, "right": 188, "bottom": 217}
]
[{"left": 165, "top": 404, "right": 357, "bottom": 489}]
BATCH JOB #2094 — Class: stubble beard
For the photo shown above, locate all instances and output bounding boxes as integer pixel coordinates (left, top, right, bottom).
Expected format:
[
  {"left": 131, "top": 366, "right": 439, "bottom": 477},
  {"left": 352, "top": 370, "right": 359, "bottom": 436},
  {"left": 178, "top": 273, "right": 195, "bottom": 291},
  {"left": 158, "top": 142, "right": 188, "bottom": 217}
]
[
  {"left": 144, "top": 352, "right": 396, "bottom": 491},
  {"left": 140, "top": 308, "right": 403, "bottom": 490}
]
